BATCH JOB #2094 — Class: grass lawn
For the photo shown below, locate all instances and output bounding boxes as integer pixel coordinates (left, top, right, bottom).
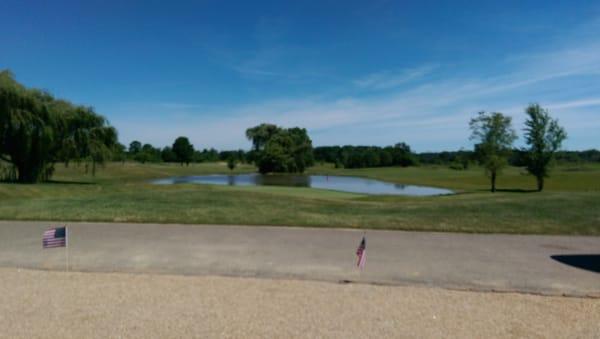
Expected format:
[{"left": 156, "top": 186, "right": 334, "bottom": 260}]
[{"left": 0, "top": 161, "right": 599, "bottom": 235}]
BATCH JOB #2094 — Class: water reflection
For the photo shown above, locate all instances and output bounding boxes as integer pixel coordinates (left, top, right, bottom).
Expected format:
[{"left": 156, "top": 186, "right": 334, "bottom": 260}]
[{"left": 152, "top": 174, "right": 453, "bottom": 196}]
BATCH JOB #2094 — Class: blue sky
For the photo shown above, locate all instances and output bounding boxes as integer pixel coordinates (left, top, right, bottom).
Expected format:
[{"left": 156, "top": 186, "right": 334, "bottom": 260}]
[{"left": 2, "top": 0, "right": 599, "bottom": 151}]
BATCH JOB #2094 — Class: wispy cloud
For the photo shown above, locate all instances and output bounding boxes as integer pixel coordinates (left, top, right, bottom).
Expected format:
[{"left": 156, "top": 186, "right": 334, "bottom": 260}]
[
  {"left": 354, "top": 64, "right": 439, "bottom": 90},
  {"left": 231, "top": 46, "right": 294, "bottom": 79},
  {"left": 546, "top": 98, "right": 600, "bottom": 110},
  {"left": 208, "top": 18, "right": 331, "bottom": 82}
]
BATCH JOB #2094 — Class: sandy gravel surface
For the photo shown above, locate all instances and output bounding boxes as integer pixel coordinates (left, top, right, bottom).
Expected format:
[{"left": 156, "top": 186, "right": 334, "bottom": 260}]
[{"left": 0, "top": 269, "right": 598, "bottom": 338}]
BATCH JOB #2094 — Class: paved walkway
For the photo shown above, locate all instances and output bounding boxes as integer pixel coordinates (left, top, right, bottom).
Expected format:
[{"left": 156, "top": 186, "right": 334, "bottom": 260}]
[{"left": 0, "top": 221, "right": 598, "bottom": 297}]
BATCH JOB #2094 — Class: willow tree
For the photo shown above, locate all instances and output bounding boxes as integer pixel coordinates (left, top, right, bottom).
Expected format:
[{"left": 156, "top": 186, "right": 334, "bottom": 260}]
[
  {"left": 0, "top": 70, "right": 117, "bottom": 182},
  {"left": 246, "top": 124, "right": 314, "bottom": 174},
  {"left": 469, "top": 111, "right": 517, "bottom": 192}
]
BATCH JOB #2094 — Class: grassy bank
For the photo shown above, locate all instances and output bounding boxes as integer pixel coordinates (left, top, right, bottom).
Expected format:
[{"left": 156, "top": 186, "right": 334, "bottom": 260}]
[{"left": 1, "top": 162, "right": 599, "bottom": 235}]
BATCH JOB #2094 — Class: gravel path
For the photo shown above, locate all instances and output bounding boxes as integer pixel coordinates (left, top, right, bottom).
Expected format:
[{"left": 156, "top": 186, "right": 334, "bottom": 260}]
[{"left": 1, "top": 268, "right": 598, "bottom": 338}]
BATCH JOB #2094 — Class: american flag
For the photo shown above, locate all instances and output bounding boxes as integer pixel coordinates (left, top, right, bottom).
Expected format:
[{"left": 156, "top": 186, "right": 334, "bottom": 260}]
[
  {"left": 43, "top": 227, "right": 67, "bottom": 249},
  {"left": 356, "top": 236, "right": 366, "bottom": 269}
]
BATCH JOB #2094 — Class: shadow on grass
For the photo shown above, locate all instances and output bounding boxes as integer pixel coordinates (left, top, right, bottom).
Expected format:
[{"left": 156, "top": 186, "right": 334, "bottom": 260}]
[
  {"left": 551, "top": 254, "right": 600, "bottom": 273},
  {"left": 496, "top": 188, "right": 538, "bottom": 193},
  {"left": 45, "top": 180, "right": 96, "bottom": 185},
  {"left": 475, "top": 188, "right": 538, "bottom": 193},
  {"left": 1, "top": 179, "right": 95, "bottom": 185}
]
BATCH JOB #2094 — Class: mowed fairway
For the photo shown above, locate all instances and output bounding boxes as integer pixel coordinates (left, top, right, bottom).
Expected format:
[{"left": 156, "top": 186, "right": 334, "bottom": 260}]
[{"left": 0, "top": 162, "right": 599, "bottom": 235}]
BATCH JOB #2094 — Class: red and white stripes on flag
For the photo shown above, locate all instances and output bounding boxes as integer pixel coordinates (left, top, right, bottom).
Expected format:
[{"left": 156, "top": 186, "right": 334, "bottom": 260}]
[
  {"left": 43, "top": 227, "right": 67, "bottom": 249},
  {"left": 356, "top": 236, "right": 366, "bottom": 269}
]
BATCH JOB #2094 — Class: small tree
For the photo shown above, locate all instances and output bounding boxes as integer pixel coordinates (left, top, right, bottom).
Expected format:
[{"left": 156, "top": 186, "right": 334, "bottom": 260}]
[
  {"left": 469, "top": 111, "right": 517, "bottom": 192},
  {"left": 523, "top": 104, "right": 567, "bottom": 191},
  {"left": 172, "top": 136, "right": 194, "bottom": 166},
  {"left": 112, "top": 143, "right": 127, "bottom": 165},
  {"left": 134, "top": 143, "right": 161, "bottom": 164},
  {"left": 227, "top": 156, "right": 237, "bottom": 171}
]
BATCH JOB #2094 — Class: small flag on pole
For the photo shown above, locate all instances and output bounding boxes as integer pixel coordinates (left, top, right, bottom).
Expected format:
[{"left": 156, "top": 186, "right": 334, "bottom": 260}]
[
  {"left": 356, "top": 235, "right": 366, "bottom": 269},
  {"left": 43, "top": 227, "right": 67, "bottom": 249}
]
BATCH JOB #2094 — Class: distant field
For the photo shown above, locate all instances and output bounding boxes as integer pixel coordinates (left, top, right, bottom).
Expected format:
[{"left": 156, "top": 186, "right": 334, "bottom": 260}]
[{"left": 0, "top": 162, "right": 599, "bottom": 235}]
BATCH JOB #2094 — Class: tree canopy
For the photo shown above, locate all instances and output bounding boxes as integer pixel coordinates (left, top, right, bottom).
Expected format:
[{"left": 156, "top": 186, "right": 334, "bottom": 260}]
[
  {"left": 227, "top": 155, "right": 237, "bottom": 171},
  {"left": 0, "top": 70, "right": 117, "bottom": 182},
  {"left": 172, "top": 136, "right": 194, "bottom": 165},
  {"left": 246, "top": 124, "right": 314, "bottom": 174},
  {"left": 246, "top": 123, "right": 279, "bottom": 151},
  {"left": 523, "top": 104, "right": 567, "bottom": 191},
  {"left": 469, "top": 111, "right": 517, "bottom": 192}
]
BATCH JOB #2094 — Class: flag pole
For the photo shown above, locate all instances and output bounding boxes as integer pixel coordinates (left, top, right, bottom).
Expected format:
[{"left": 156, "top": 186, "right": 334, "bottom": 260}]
[
  {"left": 65, "top": 226, "right": 69, "bottom": 272},
  {"left": 362, "top": 231, "right": 366, "bottom": 272},
  {"left": 359, "top": 232, "right": 364, "bottom": 280}
]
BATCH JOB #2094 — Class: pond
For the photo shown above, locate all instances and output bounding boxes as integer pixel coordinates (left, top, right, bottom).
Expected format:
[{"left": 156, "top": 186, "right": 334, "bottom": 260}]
[{"left": 152, "top": 174, "right": 454, "bottom": 196}]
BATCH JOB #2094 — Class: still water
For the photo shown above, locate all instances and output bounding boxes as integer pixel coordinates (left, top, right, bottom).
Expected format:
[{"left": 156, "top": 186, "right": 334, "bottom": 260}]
[{"left": 152, "top": 174, "right": 453, "bottom": 196}]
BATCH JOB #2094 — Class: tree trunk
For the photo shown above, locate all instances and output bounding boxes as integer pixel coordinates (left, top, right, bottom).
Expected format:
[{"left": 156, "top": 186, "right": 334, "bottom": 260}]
[
  {"left": 537, "top": 176, "right": 544, "bottom": 192},
  {"left": 16, "top": 163, "right": 41, "bottom": 183},
  {"left": 491, "top": 171, "right": 496, "bottom": 193}
]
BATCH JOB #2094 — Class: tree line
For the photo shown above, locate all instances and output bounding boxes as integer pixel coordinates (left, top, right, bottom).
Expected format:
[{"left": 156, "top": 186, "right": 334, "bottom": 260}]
[
  {"left": 314, "top": 143, "right": 418, "bottom": 168},
  {"left": 417, "top": 149, "right": 600, "bottom": 168},
  {"left": 122, "top": 134, "right": 472, "bottom": 171},
  {"left": 120, "top": 138, "right": 248, "bottom": 167}
]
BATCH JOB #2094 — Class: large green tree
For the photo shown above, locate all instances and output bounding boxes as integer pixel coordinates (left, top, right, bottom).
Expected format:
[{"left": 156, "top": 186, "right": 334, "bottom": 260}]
[
  {"left": 172, "top": 136, "right": 194, "bottom": 166},
  {"left": 246, "top": 124, "right": 314, "bottom": 174},
  {"left": 469, "top": 111, "right": 517, "bottom": 192},
  {"left": 128, "top": 140, "right": 142, "bottom": 155},
  {"left": 0, "top": 70, "right": 117, "bottom": 182},
  {"left": 523, "top": 104, "right": 567, "bottom": 192}
]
